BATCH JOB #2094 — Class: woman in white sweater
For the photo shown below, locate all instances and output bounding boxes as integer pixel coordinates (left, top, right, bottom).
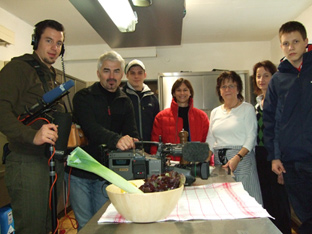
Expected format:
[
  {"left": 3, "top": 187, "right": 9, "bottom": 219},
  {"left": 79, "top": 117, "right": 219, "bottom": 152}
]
[{"left": 206, "top": 71, "right": 262, "bottom": 204}]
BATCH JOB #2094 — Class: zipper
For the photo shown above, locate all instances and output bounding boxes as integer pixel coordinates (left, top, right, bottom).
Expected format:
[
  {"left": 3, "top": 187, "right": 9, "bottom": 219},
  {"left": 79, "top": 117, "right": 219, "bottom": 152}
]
[
  {"left": 126, "top": 88, "right": 144, "bottom": 139},
  {"left": 175, "top": 107, "right": 179, "bottom": 142},
  {"left": 108, "top": 106, "right": 111, "bottom": 116},
  {"left": 188, "top": 110, "right": 191, "bottom": 141},
  {"left": 138, "top": 95, "right": 143, "bottom": 139}
]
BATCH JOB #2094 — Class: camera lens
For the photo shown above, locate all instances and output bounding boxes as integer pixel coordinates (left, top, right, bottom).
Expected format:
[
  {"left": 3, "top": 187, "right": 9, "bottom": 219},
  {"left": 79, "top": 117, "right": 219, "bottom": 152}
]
[{"left": 189, "top": 162, "right": 210, "bottom": 180}]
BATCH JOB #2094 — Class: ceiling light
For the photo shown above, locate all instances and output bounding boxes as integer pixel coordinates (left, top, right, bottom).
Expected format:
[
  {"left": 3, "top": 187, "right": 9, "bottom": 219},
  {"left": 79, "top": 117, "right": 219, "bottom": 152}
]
[
  {"left": 132, "top": 0, "right": 152, "bottom": 7},
  {"left": 98, "top": 0, "right": 138, "bottom": 33}
]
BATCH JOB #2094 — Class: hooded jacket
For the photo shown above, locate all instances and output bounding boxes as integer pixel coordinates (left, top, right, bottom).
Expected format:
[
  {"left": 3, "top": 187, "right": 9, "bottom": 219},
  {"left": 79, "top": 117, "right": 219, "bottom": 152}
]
[
  {"left": 150, "top": 97, "right": 209, "bottom": 155},
  {"left": 122, "top": 82, "right": 159, "bottom": 153},
  {"left": 263, "top": 50, "right": 312, "bottom": 162}
]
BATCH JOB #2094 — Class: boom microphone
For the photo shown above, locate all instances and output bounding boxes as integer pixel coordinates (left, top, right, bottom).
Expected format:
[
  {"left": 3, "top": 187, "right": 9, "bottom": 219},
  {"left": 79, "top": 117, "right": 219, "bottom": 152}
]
[
  {"left": 43, "top": 80, "right": 74, "bottom": 103},
  {"left": 22, "top": 80, "right": 74, "bottom": 116},
  {"left": 21, "top": 80, "right": 74, "bottom": 125}
]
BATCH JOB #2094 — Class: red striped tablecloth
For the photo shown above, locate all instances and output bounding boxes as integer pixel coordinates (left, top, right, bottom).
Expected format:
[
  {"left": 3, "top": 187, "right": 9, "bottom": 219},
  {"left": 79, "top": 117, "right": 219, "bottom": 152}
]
[{"left": 98, "top": 182, "right": 271, "bottom": 223}]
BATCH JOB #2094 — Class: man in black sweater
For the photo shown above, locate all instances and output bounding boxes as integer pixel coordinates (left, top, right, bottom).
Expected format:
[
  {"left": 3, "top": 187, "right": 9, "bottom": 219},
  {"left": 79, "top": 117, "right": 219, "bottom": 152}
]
[{"left": 65, "top": 51, "right": 139, "bottom": 230}]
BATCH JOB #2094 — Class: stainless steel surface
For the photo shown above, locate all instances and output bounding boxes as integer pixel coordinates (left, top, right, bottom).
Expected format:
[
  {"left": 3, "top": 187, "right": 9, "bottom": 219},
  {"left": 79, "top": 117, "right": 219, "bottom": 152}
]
[
  {"left": 78, "top": 166, "right": 281, "bottom": 234},
  {"left": 158, "top": 71, "right": 250, "bottom": 111}
]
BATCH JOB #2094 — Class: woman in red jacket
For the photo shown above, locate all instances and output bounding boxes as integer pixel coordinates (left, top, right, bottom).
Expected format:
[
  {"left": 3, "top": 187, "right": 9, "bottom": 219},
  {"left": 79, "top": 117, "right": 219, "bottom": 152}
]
[{"left": 150, "top": 78, "right": 209, "bottom": 161}]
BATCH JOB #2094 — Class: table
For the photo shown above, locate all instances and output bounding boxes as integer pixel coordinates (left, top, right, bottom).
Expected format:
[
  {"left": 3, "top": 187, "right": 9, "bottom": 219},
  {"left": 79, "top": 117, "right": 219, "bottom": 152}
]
[{"left": 78, "top": 166, "right": 282, "bottom": 234}]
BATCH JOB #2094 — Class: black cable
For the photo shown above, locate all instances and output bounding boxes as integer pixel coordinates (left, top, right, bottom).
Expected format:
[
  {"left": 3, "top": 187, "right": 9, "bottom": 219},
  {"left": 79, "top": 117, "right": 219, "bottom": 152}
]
[{"left": 61, "top": 56, "right": 73, "bottom": 113}]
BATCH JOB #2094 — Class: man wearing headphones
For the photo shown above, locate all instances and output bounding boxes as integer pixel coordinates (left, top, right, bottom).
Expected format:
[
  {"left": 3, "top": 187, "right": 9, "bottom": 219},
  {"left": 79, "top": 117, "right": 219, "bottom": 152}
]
[{"left": 0, "top": 19, "right": 65, "bottom": 233}]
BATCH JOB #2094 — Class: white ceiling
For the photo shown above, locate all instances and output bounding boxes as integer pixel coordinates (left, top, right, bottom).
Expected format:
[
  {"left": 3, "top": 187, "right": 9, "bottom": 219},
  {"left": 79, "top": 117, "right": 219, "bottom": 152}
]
[{"left": 1, "top": 0, "right": 312, "bottom": 46}]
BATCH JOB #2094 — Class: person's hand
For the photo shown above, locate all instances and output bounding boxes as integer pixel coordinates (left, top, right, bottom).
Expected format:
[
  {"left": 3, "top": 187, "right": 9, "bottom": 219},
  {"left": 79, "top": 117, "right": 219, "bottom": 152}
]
[
  {"left": 272, "top": 159, "right": 286, "bottom": 181},
  {"left": 116, "top": 135, "right": 139, "bottom": 150},
  {"left": 277, "top": 173, "right": 285, "bottom": 185},
  {"left": 223, "top": 155, "right": 240, "bottom": 172},
  {"left": 33, "top": 124, "right": 58, "bottom": 145}
]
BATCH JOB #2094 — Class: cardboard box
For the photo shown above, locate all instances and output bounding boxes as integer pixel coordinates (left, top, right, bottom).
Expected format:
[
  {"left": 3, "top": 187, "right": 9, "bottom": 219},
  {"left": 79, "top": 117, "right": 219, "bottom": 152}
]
[{"left": 0, "top": 205, "right": 14, "bottom": 234}]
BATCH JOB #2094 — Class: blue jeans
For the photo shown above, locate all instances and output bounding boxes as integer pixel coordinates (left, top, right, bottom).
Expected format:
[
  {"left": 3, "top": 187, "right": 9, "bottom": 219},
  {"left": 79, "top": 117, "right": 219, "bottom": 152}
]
[
  {"left": 283, "top": 161, "right": 312, "bottom": 234},
  {"left": 64, "top": 172, "right": 109, "bottom": 231}
]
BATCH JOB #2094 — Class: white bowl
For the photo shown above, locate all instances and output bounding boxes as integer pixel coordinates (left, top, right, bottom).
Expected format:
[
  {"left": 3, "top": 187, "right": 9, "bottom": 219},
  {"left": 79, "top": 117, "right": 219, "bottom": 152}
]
[{"left": 106, "top": 179, "right": 184, "bottom": 223}]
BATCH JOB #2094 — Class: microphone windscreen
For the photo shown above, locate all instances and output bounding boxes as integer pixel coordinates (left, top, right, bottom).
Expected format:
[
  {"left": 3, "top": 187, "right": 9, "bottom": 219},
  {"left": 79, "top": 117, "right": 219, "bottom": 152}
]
[
  {"left": 182, "top": 142, "right": 210, "bottom": 162},
  {"left": 43, "top": 80, "right": 74, "bottom": 103},
  {"left": 53, "top": 112, "right": 72, "bottom": 160}
]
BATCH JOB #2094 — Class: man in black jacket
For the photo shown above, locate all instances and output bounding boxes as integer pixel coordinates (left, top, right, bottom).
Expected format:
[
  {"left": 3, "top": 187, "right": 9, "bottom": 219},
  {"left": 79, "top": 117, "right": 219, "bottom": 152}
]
[
  {"left": 65, "top": 51, "right": 139, "bottom": 230},
  {"left": 123, "top": 59, "right": 159, "bottom": 153}
]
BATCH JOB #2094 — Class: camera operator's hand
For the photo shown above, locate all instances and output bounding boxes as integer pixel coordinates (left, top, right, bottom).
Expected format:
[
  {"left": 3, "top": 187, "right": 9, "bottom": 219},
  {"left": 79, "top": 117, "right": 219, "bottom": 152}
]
[
  {"left": 33, "top": 123, "right": 58, "bottom": 145},
  {"left": 116, "top": 135, "right": 139, "bottom": 151}
]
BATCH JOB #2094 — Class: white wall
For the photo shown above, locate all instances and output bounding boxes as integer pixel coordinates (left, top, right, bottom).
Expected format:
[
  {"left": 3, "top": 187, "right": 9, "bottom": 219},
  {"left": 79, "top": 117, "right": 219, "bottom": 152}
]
[
  {"left": 60, "top": 41, "right": 271, "bottom": 82},
  {"left": 270, "top": 5, "right": 312, "bottom": 63},
  {"left": 0, "top": 8, "right": 33, "bottom": 61},
  {"left": 1, "top": 5, "right": 312, "bottom": 82}
]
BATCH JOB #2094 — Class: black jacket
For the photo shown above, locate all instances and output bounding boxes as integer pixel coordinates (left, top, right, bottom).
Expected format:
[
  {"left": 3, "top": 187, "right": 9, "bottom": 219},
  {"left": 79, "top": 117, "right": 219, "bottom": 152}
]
[
  {"left": 67, "top": 82, "right": 139, "bottom": 179},
  {"left": 122, "top": 82, "right": 159, "bottom": 153},
  {"left": 263, "top": 50, "right": 312, "bottom": 162}
]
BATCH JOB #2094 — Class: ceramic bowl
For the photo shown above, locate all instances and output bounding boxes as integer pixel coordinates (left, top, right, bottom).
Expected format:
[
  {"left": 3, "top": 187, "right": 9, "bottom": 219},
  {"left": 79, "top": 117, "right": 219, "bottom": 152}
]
[{"left": 106, "top": 179, "right": 184, "bottom": 223}]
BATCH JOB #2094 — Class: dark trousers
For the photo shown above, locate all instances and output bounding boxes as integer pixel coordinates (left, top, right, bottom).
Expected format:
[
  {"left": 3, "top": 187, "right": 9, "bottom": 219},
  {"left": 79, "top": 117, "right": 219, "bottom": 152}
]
[
  {"left": 255, "top": 146, "right": 291, "bottom": 234},
  {"left": 5, "top": 151, "right": 64, "bottom": 234},
  {"left": 283, "top": 161, "right": 312, "bottom": 234}
]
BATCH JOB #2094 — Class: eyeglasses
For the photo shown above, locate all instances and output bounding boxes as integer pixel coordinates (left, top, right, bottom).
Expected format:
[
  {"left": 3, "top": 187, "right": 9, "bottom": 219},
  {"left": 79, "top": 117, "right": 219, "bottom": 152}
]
[{"left": 220, "top": 84, "right": 237, "bottom": 90}]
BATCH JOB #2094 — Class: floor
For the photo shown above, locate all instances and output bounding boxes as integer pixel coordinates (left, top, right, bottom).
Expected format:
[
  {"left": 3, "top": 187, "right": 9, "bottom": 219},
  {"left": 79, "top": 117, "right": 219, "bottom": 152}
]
[
  {"left": 292, "top": 225, "right": 299, "bottom": 234},
  {"left": 58, "top": 210, "right": 78, "bottom": 234}
]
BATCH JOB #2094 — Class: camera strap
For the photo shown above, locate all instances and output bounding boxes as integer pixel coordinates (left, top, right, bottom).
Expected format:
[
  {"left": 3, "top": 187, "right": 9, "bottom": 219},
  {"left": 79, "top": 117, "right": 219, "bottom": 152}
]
[{"left": 25, "top": 59, "right": 50, "bottom": 93}]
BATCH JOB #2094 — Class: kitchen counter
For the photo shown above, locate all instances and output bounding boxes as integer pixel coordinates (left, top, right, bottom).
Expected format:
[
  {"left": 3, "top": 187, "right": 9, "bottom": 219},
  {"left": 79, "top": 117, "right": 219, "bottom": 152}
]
[{"left": 78, "top": 165, "right": 281, "bottom": 234}]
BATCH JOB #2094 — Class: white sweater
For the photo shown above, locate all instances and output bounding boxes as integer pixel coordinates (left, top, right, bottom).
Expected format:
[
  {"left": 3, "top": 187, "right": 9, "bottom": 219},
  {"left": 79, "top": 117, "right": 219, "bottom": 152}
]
[{"left": 206, "top": 102, "right": 257, "bottom": 151}]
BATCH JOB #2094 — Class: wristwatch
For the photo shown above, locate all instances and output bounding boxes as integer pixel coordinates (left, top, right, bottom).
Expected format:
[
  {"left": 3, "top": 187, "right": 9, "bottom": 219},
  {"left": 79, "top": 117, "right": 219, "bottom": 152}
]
[{"left": 236, "top": 154, "right": 243, "bottom": 161}]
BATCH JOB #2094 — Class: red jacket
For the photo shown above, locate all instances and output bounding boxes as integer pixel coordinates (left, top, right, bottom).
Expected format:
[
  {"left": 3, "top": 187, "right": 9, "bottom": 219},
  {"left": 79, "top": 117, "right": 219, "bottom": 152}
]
[{"left": 150, "top": 98, "right": 209, "bottom": 158}]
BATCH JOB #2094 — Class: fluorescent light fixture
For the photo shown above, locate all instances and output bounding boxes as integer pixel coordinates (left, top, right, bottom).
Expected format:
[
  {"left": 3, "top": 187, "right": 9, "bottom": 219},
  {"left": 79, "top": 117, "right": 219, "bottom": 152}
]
[
  {"left": 132, "top": 0, "right": 152, "bottom": 7},
  {"left": 98, "top": 0, "right": 138, "bottom": 33}
]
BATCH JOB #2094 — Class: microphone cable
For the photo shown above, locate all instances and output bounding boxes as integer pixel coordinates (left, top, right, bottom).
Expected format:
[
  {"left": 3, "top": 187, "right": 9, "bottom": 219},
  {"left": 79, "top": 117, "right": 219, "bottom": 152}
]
[
  {"left": 59, "top": 167, "right": 79, "bottom": 232},
  {"left": 18, "top": 116, "right": 61, "bottom": 234},
  {"left": 61, "top": 56, "right": 73, "bottom": 113}
]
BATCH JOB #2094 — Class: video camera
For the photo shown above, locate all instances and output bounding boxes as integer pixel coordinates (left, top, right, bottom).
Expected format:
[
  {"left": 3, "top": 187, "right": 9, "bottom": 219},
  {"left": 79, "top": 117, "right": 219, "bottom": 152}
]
[{"left": 102, "top": 141, "right": 210, "bottom": 186}]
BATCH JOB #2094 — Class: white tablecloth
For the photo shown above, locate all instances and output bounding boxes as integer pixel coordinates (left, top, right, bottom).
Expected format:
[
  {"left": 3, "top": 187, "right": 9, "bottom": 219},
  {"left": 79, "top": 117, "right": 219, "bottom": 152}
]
[{"left": 98, "top": 182, "right": 271, "bottom": 223}]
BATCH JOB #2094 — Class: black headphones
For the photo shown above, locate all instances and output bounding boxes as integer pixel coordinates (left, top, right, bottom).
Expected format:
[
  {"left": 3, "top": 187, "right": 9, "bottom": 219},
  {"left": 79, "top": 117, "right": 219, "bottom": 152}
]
[{"left": 31, "top": 32, "right": 65, "bottom": 57}]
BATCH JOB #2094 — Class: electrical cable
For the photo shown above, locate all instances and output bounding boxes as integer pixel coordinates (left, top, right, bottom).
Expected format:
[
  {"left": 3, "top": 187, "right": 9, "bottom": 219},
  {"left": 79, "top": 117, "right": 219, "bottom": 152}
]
[
  {"left": 58, "top": 167, "right": 79, "bottom": 231},
  {"left": 57, "top": 52, "right": 79, "bottom": 233},
  {"left": 18, "top": 116, "right": 61, "bottom": 233}
]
